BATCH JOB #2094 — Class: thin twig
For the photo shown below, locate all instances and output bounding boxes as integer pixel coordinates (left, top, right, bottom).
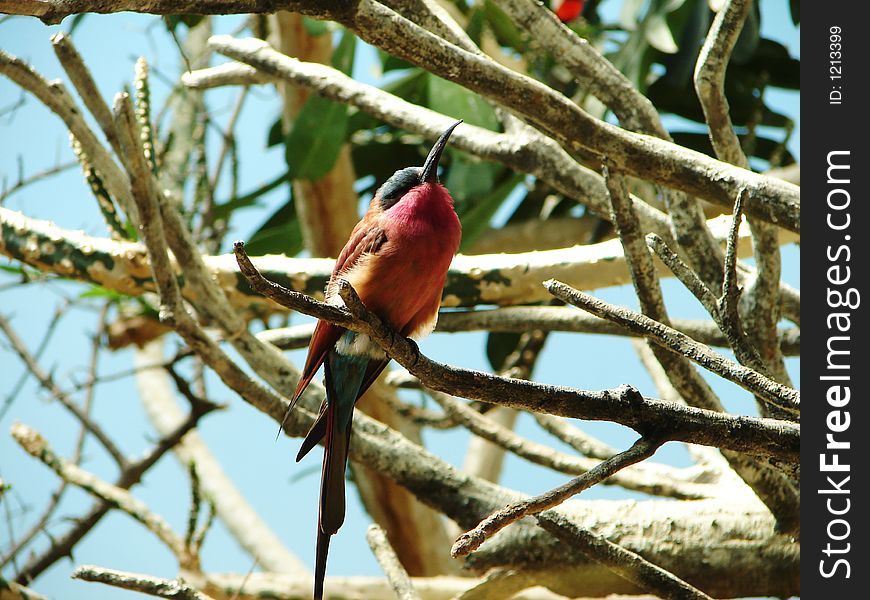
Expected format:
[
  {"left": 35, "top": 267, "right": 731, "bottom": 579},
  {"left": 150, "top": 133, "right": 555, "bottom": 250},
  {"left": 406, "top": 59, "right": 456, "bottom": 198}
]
[
  {"left": 11, "top": 423, "right": 195, "bottom": 568},
  {"left": 430, "top": 391, "right": 710, "bottom": 499},
  {"left": 0, "top": 160, "right": 78, "bottom": 204},
  {"left": 366, "top": 524, "right": 421, "bottom": 600},
  {"left": 72, "top": 565, "right": 215, "bottom": 600},
  {"left": 545, "top": 280, "right": 799, "bottom": 415},
  {"left": 0, "top": 303, "right": 109, "bottom": 569},
  {"left": 451, "top": 437, "right": 662, "bottom": 557},
  {"left": 0, "top": 314, "right": 128, "bottom": 467},
  {"left": 13, "top": 391, "right": 219, "bottom": 583}
]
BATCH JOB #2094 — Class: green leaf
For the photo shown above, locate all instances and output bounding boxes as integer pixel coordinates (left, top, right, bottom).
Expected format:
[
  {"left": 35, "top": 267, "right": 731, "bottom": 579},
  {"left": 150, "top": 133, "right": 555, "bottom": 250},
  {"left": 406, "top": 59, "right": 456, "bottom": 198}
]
[
  {"left": 331, "top": 29, "right": 356, "bottom": 76},
  {"left": 302, "top": 16, "right": 329, "bottom": 36},
  {"left": 67, "top": 13, "right": 87, "bottom": 34},
  {"left": 744, "top": 39, "right": 799, "bottom": 90},
  {"left": 457, "top": 172, "right": 523, "bottom": 252},
  {"left": 789, "top": 0, "right": 800, "bottom": 25},
  {"left": 164, "top": 14, "right": 203, "bottom": 32},
  {"left": 730, "top": 1, "right": 760, "bottom": 64},
  {"left": 446, "top": 156, "right": 497, "bottom": 204},
  {"left": 482, "top": 0, "right": 525, "bottom": 51},
  {"left": 427, "top": 75, "right": 499, "bottom": 131},
  {"left": 284, "top": 96, "right": 349, "bottom": 181},
  {"left": 244, "top": 197, "right": 304, "bottom": 257},
  {"left": 351, "top": 139, "right": 426, "bottom": 192},
  {"left": 486, "top": 332, "right": 522, "bottom": 372},
  {"left": 382, "top": 69, "right": 428, "bottom": 104},
  {"left": 466, "top": 8, "right": 485, "bottom": 46},
  {"left": 124, "top": 221, "right": 138, "bottom": 241},
  {"left": 378, "top": 49, "right": 415, "bottom": 73},
  {"left": 79, "top": 285, "right": 131, "bottom": 301},
  {"left": 267, "top": 118, "right": 283, "bottom": 148},
  {"left": 214, "top": 171, "right": 291, "bottom": 220},
  {"left": 0, "top": 264, "right": 25, "bottom": 275}
]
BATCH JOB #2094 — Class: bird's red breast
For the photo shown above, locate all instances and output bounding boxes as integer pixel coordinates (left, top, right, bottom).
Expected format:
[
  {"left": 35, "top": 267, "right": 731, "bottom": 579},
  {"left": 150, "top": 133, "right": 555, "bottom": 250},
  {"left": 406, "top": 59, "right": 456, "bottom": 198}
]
[{"left": 333, "top": 181, "right": 461, "bottom": 341}]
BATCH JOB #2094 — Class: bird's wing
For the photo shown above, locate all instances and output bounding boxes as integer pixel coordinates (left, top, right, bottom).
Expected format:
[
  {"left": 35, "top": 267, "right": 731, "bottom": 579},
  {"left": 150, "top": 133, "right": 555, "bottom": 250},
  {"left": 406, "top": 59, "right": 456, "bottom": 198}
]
[
  {"left": 330, "top": 223, "right": 389, "bottom": 284},
  {"left": 288, "top": 223, "right": 389, "bottom": 410}
]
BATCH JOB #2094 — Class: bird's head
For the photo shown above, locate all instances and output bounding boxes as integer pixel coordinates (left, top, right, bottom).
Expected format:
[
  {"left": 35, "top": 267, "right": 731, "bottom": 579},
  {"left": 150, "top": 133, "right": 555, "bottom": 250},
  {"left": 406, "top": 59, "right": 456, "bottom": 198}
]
[{"left": 375, "top": 120, "right": 462, "bottom": 211}]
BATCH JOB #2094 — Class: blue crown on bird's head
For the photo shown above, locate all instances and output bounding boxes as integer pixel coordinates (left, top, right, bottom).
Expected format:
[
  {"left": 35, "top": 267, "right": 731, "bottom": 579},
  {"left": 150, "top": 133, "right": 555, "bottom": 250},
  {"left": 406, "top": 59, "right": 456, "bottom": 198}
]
[{"left": 376, "top": 120, "right": 462, "bottom": 210}]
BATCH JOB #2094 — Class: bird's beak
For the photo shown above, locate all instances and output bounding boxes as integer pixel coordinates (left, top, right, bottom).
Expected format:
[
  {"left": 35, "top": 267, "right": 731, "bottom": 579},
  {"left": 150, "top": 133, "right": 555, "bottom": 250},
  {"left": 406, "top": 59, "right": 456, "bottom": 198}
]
[{"left": 421, "top": 120, "right": 462, "bottom": 183}]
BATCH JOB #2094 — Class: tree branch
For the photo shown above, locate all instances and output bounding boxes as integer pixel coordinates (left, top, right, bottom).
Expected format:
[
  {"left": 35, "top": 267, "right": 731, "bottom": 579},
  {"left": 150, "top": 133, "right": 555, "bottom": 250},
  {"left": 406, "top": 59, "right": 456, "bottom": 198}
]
[
  {"left": 0, "top": 206, "right": 797, "bottom": 311},
  {"left": 536, "top": 512, "right": 712, "bottom": 600},
  {"left": 451, "top": 437, "right": 662, "bottom": 557},
  {"left": 72, "top": 565, "right": 214, "bottom": 600},
  {"left": 545, "top": 280, "right": 799, "bottom": 415},
  {"left": 233, "top": 241, "right": 799, "bottom": 463},
  {"left": 430, "top": 391, "right": 711, "bottom": 499},
  {"left": 366, "top": 524, "right": 421, "bottom": 600},
  {"left": 11, "top": 424, "right": 196, "bottom": 569}
]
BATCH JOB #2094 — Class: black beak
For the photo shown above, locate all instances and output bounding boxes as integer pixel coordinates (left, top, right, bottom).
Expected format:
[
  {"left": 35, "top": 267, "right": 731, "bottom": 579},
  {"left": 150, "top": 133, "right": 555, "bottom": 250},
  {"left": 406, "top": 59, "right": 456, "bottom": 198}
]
[{"left": 421, "top": 120, "right": 462, "bottom": 183}]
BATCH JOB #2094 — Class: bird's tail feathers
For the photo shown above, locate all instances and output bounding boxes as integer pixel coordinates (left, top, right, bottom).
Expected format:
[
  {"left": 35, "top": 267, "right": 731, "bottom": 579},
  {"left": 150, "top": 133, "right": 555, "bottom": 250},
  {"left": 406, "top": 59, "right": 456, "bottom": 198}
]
[
  {"left": 297, "top": 407, "right": 327, "bottom": 462},
  {"left": 276, "top": 322, "right": 344, "bottom": 440},
  {"left": 314, "top": 526, "right": 331, "bottom": 600}
]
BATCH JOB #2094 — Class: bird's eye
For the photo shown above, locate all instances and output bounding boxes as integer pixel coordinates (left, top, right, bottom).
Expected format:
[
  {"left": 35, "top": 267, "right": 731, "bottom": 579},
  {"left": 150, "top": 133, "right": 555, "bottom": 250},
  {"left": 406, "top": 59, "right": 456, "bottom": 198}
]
[{"left": 377, "top": 167, "right": 422, "bottom": 210}]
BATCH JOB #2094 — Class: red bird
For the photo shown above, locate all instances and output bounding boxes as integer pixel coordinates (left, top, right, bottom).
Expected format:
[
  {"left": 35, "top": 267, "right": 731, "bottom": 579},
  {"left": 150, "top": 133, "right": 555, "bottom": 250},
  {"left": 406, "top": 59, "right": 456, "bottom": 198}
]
[{"left": 285, "top": 120, "right": 463, "bottom": 600}]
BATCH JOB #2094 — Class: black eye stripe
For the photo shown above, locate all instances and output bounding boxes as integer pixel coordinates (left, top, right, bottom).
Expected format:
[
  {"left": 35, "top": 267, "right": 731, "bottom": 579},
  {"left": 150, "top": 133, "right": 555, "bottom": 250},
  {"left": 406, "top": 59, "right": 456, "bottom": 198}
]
[{"left": 377, "top": 167, "right": 421, "bottom": 209}]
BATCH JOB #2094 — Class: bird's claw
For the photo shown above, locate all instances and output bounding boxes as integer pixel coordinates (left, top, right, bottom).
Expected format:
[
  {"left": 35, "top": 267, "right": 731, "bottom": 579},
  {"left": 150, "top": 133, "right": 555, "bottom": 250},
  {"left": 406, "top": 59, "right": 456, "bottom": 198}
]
[{"left": 406, "top": 338, "right": 421, "bottom": 367}]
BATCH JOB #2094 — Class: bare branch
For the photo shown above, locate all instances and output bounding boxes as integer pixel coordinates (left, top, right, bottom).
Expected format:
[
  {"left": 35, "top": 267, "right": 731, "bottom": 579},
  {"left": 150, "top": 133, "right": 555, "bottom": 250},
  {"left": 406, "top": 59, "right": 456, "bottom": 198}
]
[
  {"left": 366, "top": 524, "right": 421, "bottom": 600},
  {"left": 430, "top": 391, "right": 711, "bottom": 499},
  {"left": 72, "top": 565, "right": 214, "bottom": 600},
  {"left": 133, "top": 340, "right": 308, "bottom": 575},
  {"left": 233, "top": 241, "right": 799, "bottom": 463},
  {"left": 545, "top": 280, "right": 799, "bottom": 415},
  {"left": 13, "top": 382, "right": 219, "bottom": 583},
  {"left": 537, "top": 512, "right": 713, "bottom": 600},
  {"left": 694, "top": 0, "right": 753, "bottom": 168},
  {"left": 51, "top": 32, "right": 122, "bottom": 157},
  {"left": 0, "top": 49, "right": 137, "bottom": 224},
  {"left": 11, "top": 423, "right": 195, "bottom": 569},
  {"left": 0, "top": 314, "right": 128, "bottom": 468},
  {"left": 451, "top": 437, "right": 662, "bottom": 558}
]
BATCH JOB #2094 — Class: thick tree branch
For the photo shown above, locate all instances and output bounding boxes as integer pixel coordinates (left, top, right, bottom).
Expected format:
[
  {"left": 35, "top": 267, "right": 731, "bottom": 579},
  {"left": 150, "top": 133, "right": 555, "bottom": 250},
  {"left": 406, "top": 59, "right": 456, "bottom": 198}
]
[
  {"left": 536, "top": 513, "right": 713, "bottom": 600},
  {"left": 197, "top": 36, "right": 674, "bottom": 239},
  {"left": 0, "top": 206, "right": 796, "bottom": 311}
]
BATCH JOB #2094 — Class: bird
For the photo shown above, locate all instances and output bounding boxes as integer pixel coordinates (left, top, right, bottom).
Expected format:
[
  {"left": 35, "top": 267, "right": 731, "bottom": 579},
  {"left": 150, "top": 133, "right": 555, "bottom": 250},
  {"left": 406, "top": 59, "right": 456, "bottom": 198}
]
[{"left": 284, "top": 120, "right": 463, "bottom": 600}]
